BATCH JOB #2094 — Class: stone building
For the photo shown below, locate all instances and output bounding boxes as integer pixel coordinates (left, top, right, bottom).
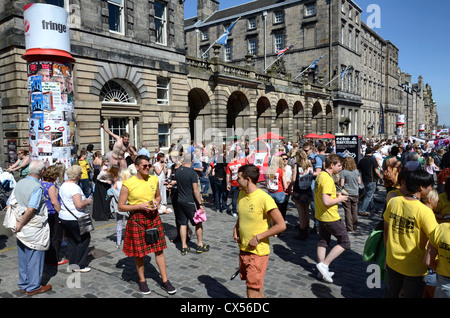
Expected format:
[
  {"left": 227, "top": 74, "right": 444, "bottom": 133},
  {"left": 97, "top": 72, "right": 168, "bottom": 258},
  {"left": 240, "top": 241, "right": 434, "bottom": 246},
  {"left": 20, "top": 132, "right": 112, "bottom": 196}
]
[{"left": 185, "top": 0, "right": 438, "bottom": 138}]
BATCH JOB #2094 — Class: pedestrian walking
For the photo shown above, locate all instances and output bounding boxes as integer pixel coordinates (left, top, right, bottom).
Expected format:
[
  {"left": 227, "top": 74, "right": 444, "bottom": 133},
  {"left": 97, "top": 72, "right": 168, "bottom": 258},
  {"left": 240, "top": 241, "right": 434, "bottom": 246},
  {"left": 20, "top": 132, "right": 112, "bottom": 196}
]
[
  {"left": 291, "top": 149, "right": 314, "bottom": 240},
  {"left": 339, "top": 157, "right": 361, "bottom": 233},
  {"left": 174, "top": 152, "right": 210, "bottom": 255},
  {"left": 226, "top": 150, "right": 248, "bottom": 217},
  {"left": 118, "top": 155, "right": 176, "bottom": 295},
  {"left": 233, "top": 164, "right": 286, "bottom": 298},
  {"left": 5, "top": 160, "right": 52, "bottom": 296},
  {"left": 358, "top": 147, "right": 382, "bottom": 216},
  {"left": 314, "top": 154, "right": 350, "bottom": 283}
]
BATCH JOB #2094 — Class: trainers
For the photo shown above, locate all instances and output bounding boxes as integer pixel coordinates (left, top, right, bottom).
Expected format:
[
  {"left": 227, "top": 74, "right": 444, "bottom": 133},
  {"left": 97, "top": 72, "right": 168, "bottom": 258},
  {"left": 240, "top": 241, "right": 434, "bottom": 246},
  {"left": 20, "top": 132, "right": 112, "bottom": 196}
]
[
  {"left": 316, "top": 262, "right": 333, "bottom": 283},
  {"left": 196, "top": 244, "right": 210, "bottom": 253},
  {"left": 138, "top": 281, "right": 151, "bottom": 295},
  {"left": 161, "top": 280, "right": 177, "bottom": 295},
  {"left": 181, "top": 247, "right": 190, "bottom": 255}
]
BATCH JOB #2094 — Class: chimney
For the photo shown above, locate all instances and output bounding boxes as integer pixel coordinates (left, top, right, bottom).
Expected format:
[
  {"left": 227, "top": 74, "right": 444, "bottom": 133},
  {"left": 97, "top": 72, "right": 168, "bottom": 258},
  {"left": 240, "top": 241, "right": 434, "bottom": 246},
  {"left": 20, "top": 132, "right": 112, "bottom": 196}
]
[{"left": 197, "top": 0, "right": 219, "bottom": 22}]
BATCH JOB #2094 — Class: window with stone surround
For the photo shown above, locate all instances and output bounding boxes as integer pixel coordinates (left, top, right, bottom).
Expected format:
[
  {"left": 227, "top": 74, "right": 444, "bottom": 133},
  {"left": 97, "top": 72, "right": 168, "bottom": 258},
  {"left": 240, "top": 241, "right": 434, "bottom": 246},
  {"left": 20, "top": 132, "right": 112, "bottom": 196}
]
[
  {"left": 305, "top": 4, "right": 316, "bottom": 17},
  {"left": 108, "top": 0, "right": 124, "bottom": 34},
  {"left": 248, "top": 17, "right": 257, "bottom": 30},
  {"left": 274, "top": 33, "right": 285, "bottom": 53},
  {"left": 155, "top": 1, "right": 167, "bottom": 45},
  {"left": 225, "top": 43, "right": 233, "bottom": 61},
  {"left": 157, "top": 77, "right": 170, "bottom": 105},
  {"left": 158, "top": 124, "right": 171, "bottom": 148},
  {"left": 274, "top": 11, "right": 284, "bottom": 24},
  {"left": 248, "top": 38, "right": 258, "bottom": 55}
]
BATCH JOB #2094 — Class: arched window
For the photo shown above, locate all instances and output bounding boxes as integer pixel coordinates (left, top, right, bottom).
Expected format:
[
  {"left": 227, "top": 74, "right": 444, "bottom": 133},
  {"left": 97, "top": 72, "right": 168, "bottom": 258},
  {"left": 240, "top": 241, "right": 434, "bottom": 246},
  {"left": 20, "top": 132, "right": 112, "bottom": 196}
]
[{"left": 100, "top": 79, "right": 137, "bottom": 104}]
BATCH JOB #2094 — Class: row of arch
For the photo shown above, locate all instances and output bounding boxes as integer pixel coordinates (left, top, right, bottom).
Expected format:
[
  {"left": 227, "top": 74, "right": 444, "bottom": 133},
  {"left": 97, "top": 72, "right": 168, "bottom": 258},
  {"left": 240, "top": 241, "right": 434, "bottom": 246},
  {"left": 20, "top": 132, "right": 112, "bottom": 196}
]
[{"left": 188, "top": 85, "right": 333, "bottom": 141}]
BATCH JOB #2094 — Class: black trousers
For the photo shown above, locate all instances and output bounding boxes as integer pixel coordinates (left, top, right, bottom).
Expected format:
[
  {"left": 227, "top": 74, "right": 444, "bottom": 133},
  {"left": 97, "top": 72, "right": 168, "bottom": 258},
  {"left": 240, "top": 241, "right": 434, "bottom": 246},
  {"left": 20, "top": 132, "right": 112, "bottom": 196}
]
[{"left": 60, "top": 219, "right": 91, "bottom": 270}]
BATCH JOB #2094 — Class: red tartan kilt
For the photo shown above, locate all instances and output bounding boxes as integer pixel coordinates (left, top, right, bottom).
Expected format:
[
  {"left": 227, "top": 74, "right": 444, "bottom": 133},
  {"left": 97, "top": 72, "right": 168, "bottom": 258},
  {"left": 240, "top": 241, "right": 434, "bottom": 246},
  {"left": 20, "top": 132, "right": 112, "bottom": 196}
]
[{"left": 123, "top": 210, "right": 167, "bottom": 258}]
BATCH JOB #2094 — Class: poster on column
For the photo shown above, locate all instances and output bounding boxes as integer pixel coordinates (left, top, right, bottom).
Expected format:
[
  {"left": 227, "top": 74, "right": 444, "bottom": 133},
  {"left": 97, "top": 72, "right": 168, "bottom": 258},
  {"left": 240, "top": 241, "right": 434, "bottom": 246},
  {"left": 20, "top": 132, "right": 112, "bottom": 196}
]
[
  {"left": 27, "top": 60, "right": 74, "bottom": 166},
  {"left": 335, "top": 135, "right": 361, "bottom": 163}
]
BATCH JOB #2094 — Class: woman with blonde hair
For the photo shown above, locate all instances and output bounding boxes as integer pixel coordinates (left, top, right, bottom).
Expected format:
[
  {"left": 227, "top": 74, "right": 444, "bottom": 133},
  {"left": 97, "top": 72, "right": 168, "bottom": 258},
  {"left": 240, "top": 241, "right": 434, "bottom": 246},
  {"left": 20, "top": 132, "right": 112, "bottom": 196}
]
[
  {"left": 339, "top": 157, "right": 361, "bottom": 232},
  {"left": 92, "top": 165, "right": 120, "bottom": 221},
  {"left": 291, "top": 149, "right": 314, "bottom": 240},
  {"left": 266, "top": 155, "right": 288, "bottom": 208}
]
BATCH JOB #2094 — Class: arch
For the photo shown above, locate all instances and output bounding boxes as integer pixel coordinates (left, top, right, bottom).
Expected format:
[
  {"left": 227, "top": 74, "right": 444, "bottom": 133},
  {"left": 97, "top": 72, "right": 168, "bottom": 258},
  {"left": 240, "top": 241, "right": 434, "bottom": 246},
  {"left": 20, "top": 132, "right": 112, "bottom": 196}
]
[
  {"left": 100, "top": 79, "right": 137, "bottom": 104},
  {"left": 293, "top": 101, "right": 305, "bottom": 135},
  {"left": 257, "top": 96, "right": 271, "bottom": 135},
  {"left": 227, "top": 91, "right": 250, "bottom": 131},
  {"left": 325, "top": 104, "right": 333, "bottom": 133},
  {"left": 275, "top": 99, "right": 289, "bottom": 137},
  {"left": 188, "top": 88, "right": 211, "bottom": 139},
  {"left": 311, "top": 101, "right": 323, "bottom": 134}
]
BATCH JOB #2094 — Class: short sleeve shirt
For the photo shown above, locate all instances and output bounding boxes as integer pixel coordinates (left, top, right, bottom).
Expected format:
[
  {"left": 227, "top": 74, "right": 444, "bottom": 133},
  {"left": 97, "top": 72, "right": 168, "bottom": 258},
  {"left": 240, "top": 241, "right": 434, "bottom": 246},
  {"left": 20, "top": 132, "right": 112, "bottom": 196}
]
[{"left": 314, "top": 171, "right": 339, "bottom": 222}]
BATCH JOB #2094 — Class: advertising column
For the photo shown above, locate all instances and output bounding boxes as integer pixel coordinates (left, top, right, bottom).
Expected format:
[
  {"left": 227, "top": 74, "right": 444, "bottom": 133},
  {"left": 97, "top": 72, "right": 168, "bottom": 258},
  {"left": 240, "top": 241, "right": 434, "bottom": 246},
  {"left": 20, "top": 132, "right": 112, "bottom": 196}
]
[{"left": 22, "top": 3, "right": 76, "bottom": 167}]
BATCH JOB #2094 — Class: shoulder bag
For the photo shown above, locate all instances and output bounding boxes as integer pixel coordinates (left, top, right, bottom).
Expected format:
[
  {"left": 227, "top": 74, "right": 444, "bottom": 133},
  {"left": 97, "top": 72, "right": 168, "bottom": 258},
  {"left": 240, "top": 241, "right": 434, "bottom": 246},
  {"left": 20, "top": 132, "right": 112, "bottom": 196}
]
[{"left": 62, "top": 200, "right": 94, "bottom": 235}]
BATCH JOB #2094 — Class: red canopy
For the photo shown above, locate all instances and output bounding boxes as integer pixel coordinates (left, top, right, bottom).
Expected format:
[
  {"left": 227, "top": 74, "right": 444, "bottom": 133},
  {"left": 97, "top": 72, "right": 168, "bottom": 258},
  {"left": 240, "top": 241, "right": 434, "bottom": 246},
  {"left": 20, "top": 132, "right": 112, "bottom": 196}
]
[
  {"left": 304, "top": 133, "right": 321, "bottom": 139},
  {"left": 320, "top": 133, "right": 335, "bottom": 139},
  {"left": 256, "top": 132, "right": 285, "bottom": 140}
]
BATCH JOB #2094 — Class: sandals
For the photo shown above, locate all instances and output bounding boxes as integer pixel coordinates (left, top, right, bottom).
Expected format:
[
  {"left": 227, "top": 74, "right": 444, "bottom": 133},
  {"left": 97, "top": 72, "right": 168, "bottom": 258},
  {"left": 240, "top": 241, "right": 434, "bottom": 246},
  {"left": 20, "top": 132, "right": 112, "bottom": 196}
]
[{"left": 196, "top": 244, "right": 210, "bottom": 254}]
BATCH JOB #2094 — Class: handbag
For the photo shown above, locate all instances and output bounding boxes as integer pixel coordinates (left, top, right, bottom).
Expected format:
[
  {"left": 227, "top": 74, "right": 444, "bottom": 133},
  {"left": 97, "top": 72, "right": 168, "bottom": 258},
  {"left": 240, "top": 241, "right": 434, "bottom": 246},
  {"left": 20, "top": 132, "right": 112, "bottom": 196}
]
[
  {"left": 130, "top": 217, "right": 159, "bottom": 245},
  {"left": 193, "top": 207, "right": 207, "bottom": 224},
  {"left": 62, "top": 201, "right": 94, "bottom": 235}
]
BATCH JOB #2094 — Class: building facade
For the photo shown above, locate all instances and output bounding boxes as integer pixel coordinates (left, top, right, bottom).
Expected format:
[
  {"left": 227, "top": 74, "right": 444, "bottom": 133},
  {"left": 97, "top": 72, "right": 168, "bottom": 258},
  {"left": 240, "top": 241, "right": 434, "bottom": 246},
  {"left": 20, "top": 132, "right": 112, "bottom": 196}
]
[{"left": 185, "top": 0, "right": 438, "bottom": 138}]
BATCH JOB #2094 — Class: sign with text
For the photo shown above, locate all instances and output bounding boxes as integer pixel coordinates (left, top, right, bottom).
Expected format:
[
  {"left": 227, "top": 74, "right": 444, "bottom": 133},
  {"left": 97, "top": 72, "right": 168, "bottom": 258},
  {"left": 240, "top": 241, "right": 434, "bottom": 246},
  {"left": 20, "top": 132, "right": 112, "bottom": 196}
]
[{"left": 335, "top": 135, "right": 361, "bottom": 163}]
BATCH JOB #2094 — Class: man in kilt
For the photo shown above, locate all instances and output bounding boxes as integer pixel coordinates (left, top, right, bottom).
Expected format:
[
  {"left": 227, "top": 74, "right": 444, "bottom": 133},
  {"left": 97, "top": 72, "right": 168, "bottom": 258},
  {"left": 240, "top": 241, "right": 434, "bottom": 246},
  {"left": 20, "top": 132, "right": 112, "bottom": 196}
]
[{"left": 118, "top": 155, "right": 177, "bottom": 295}]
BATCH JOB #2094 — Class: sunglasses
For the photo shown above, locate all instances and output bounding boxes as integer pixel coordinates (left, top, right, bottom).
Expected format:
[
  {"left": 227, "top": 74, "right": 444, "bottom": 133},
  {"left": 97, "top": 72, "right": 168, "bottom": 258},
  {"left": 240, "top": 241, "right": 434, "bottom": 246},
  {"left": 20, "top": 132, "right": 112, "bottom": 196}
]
[{"left": 141, "top": 164, "right": 151, "bottom": 169}]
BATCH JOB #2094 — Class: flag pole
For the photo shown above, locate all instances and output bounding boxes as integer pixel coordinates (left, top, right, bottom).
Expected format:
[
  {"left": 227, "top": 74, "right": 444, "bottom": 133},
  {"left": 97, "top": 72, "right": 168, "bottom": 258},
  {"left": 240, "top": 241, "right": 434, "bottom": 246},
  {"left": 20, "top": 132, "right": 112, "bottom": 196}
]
[
  {"left": 294, "top": 53, "right": 325, "bottom": 80},
  {"left": 263, "top": 43, "right": 296, "bottom": 73},
  {"left": 325, "top": 65, "right": 352, "bottom": 87},
  {"left": 202, "top": 16, "right": 241, "bottom": 59}
]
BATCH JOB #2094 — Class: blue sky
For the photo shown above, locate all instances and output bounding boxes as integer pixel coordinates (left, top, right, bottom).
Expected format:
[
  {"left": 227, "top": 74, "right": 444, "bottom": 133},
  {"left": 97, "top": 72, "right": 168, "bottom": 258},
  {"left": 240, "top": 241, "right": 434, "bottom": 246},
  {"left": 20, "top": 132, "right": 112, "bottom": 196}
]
[{"left": 184, "top": 0, "right": 450, "bottom": 127}]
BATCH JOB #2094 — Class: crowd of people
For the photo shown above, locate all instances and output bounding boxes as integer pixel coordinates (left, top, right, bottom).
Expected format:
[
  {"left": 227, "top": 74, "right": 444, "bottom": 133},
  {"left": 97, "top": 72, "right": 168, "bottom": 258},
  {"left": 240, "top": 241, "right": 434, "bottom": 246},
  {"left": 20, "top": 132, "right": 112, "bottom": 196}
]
[{"left": 2, "top": 131, "right": 450, "bottom": 298}]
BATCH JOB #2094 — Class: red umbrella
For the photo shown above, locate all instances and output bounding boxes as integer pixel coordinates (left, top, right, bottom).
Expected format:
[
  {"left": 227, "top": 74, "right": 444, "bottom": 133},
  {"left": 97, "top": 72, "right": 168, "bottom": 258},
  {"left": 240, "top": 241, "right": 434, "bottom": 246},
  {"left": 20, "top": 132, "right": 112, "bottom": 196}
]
[
  {"left": 320, "top": 133, "right": 335, "bottom": 139},
  {"left": 256, "top": 132, "right": 285, "bottom": 140},
  {"left": 304, "top": 133, "right": 321, "bottom": 139}
]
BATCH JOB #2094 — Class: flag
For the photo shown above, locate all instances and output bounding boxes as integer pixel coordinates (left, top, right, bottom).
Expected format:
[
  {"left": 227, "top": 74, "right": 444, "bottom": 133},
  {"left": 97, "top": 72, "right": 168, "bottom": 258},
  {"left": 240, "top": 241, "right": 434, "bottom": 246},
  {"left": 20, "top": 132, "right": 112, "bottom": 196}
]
[
  {"left": 340, "top": 65, "right": 352, "bottom": 80},
  {"left": 276, "top": 43, "right": 295, "bottom": 57},
  {"left": 217, "top": 17, "right": 241, "bottom": 45},
  {"left": 310, "top": 55, "right": 324, "bottom": 69},
  {"left": 379, "top": 103, "right": 385, "bottom": 134}
]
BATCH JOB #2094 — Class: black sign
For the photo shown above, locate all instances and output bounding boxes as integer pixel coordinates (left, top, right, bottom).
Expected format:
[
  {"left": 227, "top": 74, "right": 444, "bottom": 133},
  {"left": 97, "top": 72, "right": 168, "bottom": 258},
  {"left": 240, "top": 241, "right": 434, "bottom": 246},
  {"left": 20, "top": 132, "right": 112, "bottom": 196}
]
[{"left": 335, "top": 135, "right": 361, "bottom": 163}]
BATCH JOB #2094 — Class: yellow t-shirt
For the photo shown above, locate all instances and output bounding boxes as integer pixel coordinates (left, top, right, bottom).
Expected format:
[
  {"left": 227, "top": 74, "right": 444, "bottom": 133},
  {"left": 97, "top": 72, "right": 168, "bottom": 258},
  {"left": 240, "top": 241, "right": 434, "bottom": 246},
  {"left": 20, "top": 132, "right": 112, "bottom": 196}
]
[
  {"left": 122, "top": 175, "right": 158, "bottom": 205},
  {"left": 383, "top": 196, "right": 439, "bottom": 276},
  {"left": 237, "top": 188, "right": 278, "bottom": 256},
  {"left": 434, "top": 193, "right": 450, "bottom": 223},
  {"left": 314, "top": 171, "right": 339, "bottom": 222},
  {"left": 429, "top": 222, "right": 450, "bottom": 278},
  {"left": 78, "top": 160, "right": 89, "bottom": 180}
]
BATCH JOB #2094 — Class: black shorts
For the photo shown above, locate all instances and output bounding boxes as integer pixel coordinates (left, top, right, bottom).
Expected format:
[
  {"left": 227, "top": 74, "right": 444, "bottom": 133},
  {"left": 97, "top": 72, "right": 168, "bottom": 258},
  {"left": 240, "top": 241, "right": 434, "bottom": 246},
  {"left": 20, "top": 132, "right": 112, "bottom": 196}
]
[{"left": 177, "top": 201, "right": 197, "bottom": 226}]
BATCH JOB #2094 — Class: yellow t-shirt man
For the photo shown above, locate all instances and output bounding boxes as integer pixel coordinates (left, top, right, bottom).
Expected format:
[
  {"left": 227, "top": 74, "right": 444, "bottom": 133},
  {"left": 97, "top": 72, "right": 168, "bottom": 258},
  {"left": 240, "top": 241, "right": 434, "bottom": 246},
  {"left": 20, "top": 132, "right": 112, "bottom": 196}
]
[
  {"left": 314, "top": 171, "right": 340, "bottom": 222},
  {"left": 122, "top": 175, "right": 159, "bottom": 205},
  {"left": 237, "top": 188, "right": 278, "bottom": 256},
  {"left": 383, "top": 196, "right": 439, "bottom": 276},
  {"left": 429, "top": 222, "right": 450, "bottom": 278}
]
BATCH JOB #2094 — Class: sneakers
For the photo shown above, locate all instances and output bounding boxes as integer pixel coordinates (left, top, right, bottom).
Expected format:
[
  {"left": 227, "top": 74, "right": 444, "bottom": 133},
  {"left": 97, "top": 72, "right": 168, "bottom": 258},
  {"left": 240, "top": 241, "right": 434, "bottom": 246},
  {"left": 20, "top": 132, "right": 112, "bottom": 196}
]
[
  {"left": 196, "top": 244, "right": 210, "bottom": 254},
  {"left": 161, "top": 280, "right": 177, "bottom": 295},
  {"left": 316, "top": 262, "right": 333, "bottom": 283},
  {"left": 181, "top": 247, "right": 190, "bottom": 255},
  {"left": 138, "top": 281, "right": 151, "bottom": 295}
]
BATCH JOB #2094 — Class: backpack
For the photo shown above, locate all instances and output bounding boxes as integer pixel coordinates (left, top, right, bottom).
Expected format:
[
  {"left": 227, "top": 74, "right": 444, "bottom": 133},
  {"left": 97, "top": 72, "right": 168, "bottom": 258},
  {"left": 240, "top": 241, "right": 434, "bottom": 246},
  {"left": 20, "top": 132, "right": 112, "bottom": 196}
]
[{"left": 383, "top": 158, "right": 401, "bottom": 187}]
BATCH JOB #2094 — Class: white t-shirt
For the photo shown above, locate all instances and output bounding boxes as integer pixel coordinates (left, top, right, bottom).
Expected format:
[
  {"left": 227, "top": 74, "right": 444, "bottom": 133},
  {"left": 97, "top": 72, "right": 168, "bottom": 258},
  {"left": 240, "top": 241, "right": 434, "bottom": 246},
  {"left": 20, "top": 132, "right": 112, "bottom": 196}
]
[{"left": 59, "top": 182, "right": 87, "bottom": 221}]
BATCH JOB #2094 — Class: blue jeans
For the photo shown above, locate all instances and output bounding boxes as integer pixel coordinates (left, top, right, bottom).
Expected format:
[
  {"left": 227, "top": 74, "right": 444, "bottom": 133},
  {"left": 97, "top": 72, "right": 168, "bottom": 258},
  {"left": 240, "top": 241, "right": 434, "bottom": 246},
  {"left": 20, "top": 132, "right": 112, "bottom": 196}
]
[
  {"left": 360, "top": 182, "right": 376, "bottom": 213},
  {"left": 78, "top": 178, "right": 90, "bottom": 198},
  {"left": 229, "top": 185, "right": 240, "bottom": 214},
  {"left": 199, "top": 176, "right": 210, "bottom": 195},
  {"left": 214, "top": 178, "right": 228, "bottom": 211},
  {"left": 269, "top": 191, "right": 286, "bottom": 204},
  {"left": 17, "top": 239, "right": 45, "bottom": 292},
  {"left": 435, "top": 274, "right": 450, "bottom": 298}
]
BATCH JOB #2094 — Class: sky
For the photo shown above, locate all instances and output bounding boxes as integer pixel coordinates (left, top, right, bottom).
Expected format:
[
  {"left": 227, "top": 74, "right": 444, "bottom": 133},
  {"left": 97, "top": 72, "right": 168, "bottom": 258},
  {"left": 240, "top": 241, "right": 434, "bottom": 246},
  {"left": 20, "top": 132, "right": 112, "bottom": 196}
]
[{"left": 184, "top": 0, "right": 450, "bottom": 127}]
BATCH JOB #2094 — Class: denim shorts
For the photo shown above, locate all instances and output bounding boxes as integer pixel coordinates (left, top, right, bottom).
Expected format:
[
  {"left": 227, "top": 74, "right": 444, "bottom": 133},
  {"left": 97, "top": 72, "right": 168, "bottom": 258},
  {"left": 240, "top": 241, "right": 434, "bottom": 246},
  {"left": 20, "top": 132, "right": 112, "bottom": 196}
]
[{"left": 268, "top": 191, "right": 286, "bottom": 204}]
